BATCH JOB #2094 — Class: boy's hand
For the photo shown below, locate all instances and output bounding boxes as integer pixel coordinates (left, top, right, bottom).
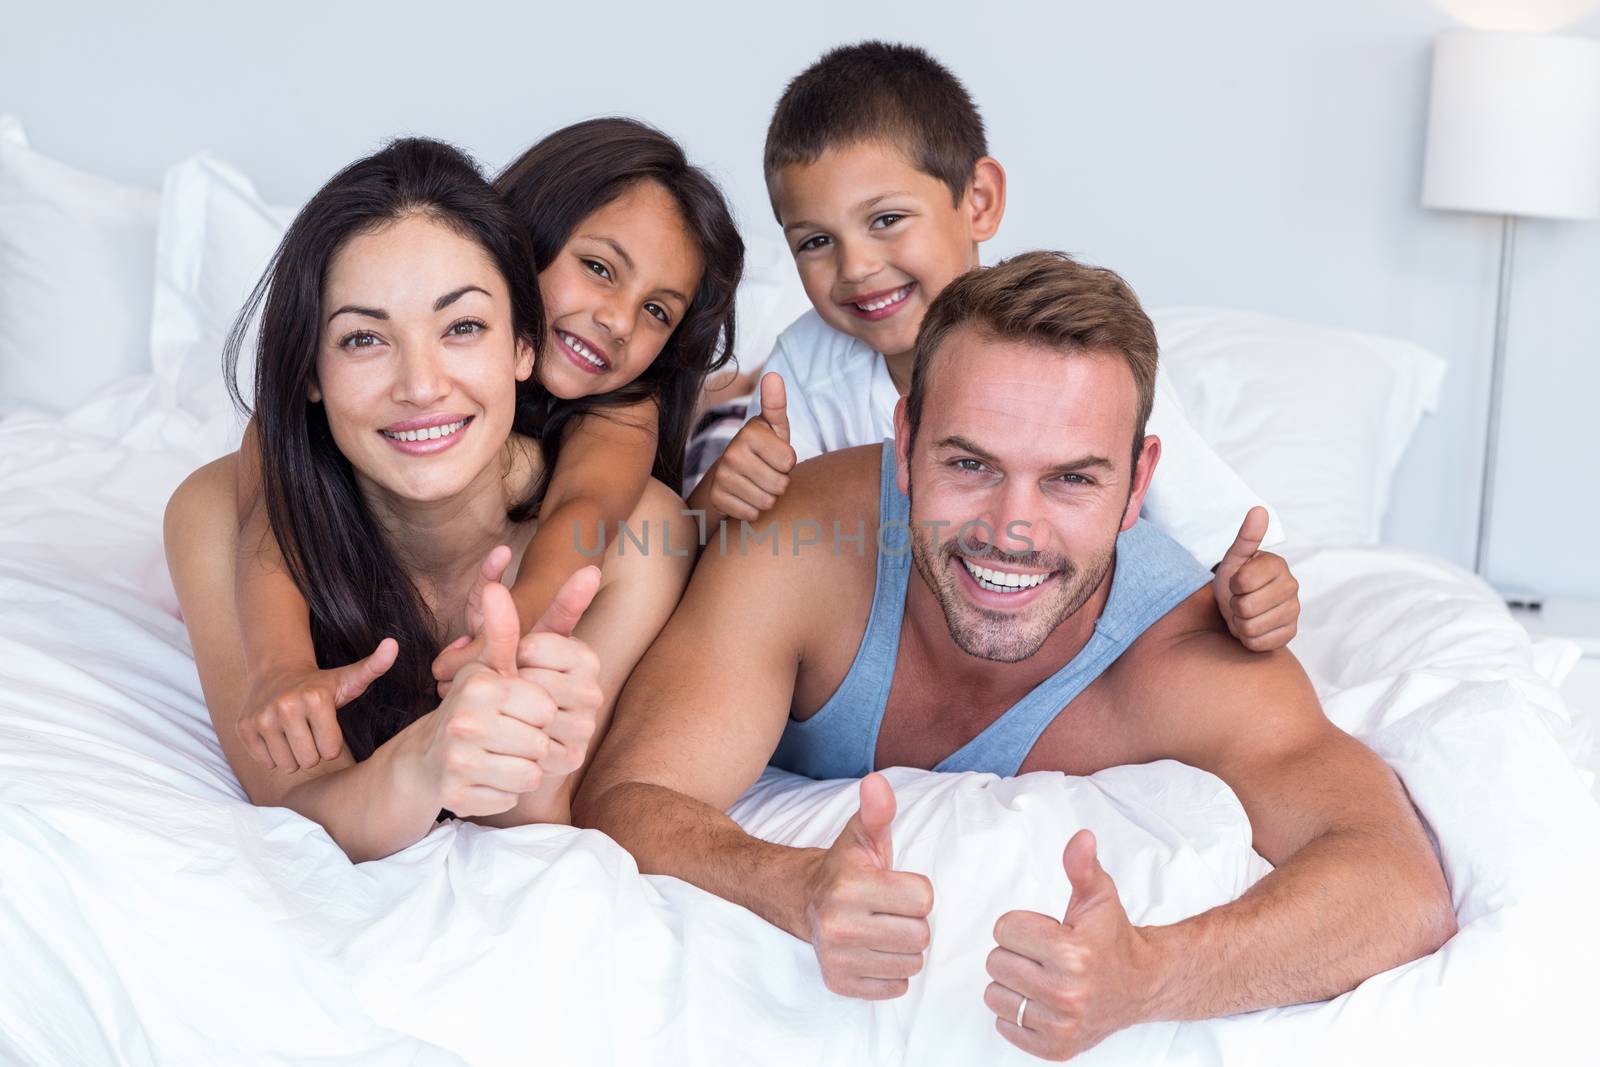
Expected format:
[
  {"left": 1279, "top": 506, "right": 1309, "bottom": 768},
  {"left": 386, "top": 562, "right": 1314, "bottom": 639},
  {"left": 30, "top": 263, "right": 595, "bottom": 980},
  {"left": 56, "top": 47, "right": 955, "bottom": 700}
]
[
  {"left": 1212, "top": 507, "right": 1300, "bottom": 652},
  {"left": 237, "top": 638, "right": 398, "bottom": 770},
  {"left": 432, "top": 545, "right": 515, "bottom": 698},
  {"left": 705, "top": 372, "right": 798, "bottom": 522}
]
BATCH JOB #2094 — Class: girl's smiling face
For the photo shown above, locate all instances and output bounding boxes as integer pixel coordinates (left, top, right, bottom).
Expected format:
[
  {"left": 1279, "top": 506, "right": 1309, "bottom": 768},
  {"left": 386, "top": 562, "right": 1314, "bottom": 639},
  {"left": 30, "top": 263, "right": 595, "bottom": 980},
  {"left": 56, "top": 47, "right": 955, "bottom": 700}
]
[{"left": 536, "top": 180, "right": 705, "bottom": 400}]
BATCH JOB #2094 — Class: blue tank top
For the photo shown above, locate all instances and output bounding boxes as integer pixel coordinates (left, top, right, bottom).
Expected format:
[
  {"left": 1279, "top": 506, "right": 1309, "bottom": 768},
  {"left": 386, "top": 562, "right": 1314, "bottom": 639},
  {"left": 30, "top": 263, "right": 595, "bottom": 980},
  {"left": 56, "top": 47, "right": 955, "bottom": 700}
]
[{"left": 770, "top": 441, "right": 1214, "bottom": 780}]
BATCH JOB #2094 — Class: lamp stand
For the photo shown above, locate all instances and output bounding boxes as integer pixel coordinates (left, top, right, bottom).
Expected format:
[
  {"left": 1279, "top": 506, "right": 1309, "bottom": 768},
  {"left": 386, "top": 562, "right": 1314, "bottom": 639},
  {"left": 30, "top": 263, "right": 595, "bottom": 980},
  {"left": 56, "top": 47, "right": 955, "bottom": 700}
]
[{"left": 1474, "top": 214, "right": 1516, "bottom": 582}]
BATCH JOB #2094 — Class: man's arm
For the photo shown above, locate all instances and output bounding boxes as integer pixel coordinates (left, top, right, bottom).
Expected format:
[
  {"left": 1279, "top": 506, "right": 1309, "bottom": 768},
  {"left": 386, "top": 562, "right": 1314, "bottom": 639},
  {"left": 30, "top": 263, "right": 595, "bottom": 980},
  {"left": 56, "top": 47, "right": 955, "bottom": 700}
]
[
  {"left": 985, "top": 598, "right": 1456, "bottom": 1058},
  {"left": 571, "top": 505, "right": 820, "bottom": 935},
  {"left": 1136, "top": 625, "right": 1457, "bottom": 1016}
]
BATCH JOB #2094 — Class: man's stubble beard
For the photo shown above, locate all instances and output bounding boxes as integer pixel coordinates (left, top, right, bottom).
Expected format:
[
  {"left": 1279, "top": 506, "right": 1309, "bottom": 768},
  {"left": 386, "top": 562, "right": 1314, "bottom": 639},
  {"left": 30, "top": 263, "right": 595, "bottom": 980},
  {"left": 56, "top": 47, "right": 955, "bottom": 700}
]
[{"left": 906, "top": 493, "right": 1119, "bottom": 664}]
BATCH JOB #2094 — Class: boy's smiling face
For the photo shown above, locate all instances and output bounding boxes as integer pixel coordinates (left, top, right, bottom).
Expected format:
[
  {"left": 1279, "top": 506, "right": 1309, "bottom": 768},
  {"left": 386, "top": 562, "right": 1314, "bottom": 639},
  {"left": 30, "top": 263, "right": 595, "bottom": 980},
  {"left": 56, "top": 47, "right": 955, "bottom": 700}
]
[{"left": 771, "top": 140, "right": 1004, "bottom": 363}]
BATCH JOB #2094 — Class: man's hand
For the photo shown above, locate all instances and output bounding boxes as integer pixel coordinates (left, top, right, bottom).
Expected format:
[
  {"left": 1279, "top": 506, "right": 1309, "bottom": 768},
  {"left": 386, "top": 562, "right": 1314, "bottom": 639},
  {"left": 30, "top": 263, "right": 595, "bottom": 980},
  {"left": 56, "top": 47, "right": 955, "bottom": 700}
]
[
  {"left": 985, "top": 830, "right": 1158, "bottom": 1061},
  {"left": 802, "top": 772, "right": 934, "bottom": 1000},
  {"left": 703, "top": 372, "right": 797, "bottom": 522},
  {"left": 1212, "top": 506, "right": 1300, "bottom": 652},
  {"left": 237, "top": 639, "right": 398, "bottom": 770}
]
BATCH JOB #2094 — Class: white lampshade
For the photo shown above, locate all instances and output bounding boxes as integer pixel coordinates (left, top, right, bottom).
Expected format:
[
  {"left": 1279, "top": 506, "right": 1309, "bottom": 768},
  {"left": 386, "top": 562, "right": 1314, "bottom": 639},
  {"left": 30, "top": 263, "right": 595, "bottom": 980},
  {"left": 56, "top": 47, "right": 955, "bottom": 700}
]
[{"left": 1423, "top": 29, "right": 1600, "bottom": 220}]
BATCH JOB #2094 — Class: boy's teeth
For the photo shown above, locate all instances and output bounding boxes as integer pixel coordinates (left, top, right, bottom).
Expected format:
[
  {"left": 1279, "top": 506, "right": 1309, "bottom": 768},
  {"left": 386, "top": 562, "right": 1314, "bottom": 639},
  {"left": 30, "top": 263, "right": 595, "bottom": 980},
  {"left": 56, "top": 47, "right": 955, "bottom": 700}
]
[
  {"left": 854, "top": 284, "right": 912, "bottom": 312},
  {"left": 382, "top": 419, "right": 467, "bottom": 443},
  {"left": 961, "top": 558, "right": 1049, "bottom": 593}
]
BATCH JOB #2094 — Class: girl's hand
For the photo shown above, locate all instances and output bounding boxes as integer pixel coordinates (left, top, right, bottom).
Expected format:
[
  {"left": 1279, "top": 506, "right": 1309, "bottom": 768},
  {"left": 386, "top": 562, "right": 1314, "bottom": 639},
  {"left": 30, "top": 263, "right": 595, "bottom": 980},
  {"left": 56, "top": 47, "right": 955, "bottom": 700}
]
[
  {"left": 513, "top": 565, "right": 604, "bottom": 777},
  {"left": 408, "top": 581, "right": 555, "bottom": 817},
  {"left": 1212, "top": 507, "right": 1300, "bottom": 652},
  {"left": 706, "top": 372, "right": 797, "bottom": 522},
  {"left": 237, "top": 639, "right": 398, "bottom": 771},
  {"left": 432, "top": 544, "right": 514, "bottom": 698}
]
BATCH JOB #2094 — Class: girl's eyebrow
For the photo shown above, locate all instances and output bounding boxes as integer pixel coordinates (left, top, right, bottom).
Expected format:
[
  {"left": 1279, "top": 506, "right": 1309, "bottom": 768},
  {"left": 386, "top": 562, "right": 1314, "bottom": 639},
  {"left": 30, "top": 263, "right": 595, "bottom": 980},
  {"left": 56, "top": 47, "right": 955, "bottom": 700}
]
[{"left": 580, "top": 234, "right": 690, "bottom": 305}]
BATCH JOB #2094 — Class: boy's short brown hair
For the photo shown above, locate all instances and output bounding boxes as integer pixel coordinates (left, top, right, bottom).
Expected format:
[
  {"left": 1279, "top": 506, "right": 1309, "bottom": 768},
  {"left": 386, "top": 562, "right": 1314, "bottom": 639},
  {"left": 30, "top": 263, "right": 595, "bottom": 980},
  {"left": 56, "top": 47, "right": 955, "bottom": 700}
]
[
  {"left": 906, "top": 251, "right": 1160, "bottom": 468},
  {"left": 764, "top": 41, "right": 988, "bottom": 207}
]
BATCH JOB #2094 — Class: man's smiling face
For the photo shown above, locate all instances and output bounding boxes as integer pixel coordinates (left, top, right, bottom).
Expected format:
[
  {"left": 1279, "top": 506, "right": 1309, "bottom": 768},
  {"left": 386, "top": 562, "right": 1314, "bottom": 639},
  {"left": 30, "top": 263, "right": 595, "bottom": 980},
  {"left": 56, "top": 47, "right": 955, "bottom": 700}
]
[{"left": 897, "top": 325, "right": 1159, "bottom": 662}]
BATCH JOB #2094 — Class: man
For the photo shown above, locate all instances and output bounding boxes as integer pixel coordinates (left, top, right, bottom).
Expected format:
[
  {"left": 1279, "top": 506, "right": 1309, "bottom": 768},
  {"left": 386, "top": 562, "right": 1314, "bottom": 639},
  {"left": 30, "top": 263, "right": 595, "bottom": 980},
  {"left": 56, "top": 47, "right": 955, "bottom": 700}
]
[{"left": 574, "top": 251, "right": 1456, "bottom": 1061}]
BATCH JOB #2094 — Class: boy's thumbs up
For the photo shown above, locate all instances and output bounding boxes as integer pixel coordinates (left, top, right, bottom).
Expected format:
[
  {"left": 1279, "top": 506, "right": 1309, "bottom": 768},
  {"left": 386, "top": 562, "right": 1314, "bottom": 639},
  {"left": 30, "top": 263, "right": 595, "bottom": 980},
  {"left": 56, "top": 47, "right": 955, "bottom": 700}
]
[
  {"left": 758, "top": 371, "right": 790, "bottom": 444},
  {"left": 1216, "top": 506, "right": 1269, "bottom": 591}
]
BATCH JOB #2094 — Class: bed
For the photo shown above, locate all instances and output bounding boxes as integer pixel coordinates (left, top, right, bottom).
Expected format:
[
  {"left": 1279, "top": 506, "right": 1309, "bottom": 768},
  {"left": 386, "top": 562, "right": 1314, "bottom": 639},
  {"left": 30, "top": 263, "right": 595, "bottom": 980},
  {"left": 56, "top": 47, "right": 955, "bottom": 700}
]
[{"left": 4, "top": 116, "right": 1599, "bottom": 1066}]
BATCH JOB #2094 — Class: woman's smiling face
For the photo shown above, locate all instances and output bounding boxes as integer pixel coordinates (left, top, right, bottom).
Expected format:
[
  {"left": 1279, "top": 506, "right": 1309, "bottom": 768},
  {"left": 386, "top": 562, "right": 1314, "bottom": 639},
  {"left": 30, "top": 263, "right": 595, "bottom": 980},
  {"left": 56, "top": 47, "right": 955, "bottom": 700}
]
[
  {"left": 535, "top": 180, "right": 704, "bottom": 400},
  {"left": 310, "top": 211, "right": 534, "bottom": 506}
]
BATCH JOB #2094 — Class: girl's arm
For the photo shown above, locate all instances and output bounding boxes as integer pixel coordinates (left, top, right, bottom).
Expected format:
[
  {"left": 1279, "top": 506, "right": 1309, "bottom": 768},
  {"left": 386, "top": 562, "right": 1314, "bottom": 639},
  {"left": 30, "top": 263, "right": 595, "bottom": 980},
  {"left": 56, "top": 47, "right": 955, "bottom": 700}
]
[{"left": 509, "top": 398, "right": 661, "bottom": 631}]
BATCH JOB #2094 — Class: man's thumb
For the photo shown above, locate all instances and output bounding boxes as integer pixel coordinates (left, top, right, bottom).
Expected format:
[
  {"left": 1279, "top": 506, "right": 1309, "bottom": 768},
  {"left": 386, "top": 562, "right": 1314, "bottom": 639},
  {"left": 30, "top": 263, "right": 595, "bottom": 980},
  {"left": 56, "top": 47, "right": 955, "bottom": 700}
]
[
  {"left": 1217, "top": 505, "right": 1268, "bottom": 576},
  {"left": 759, "top": 371, "right": 790, "bottom": 444},
  {"left": 1062, "top": 829, "right": 1111, "bottom": 920},
  {"left": 476, "top": 581, "right": 521, "bottom": 676},
  {"left": 531, "top": 565, "right": 601, "bottom": 637},
  {"left": 853, "top": 771, "right": 897, "bottom": 867},
  {"left": 332, "top": 637, "right": 398, "bottom": 706}
]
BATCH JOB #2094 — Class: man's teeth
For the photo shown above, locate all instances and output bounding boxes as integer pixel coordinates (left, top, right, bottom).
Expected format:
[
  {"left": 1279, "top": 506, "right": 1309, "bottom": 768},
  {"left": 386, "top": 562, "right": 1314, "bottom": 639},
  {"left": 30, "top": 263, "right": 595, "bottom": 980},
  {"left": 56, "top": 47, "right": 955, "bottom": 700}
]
[
  {"left": 560, "top": 330, "right": 607, "bottom": 369},
  {"left": 962, "top": 558, "right": 1050, "bottom": 593},
  {"left": 854, "top": 284, "right": 912, "bottom": 312},
  {"left": 382, "top": 419, "right": 467, "bottom": 443}
]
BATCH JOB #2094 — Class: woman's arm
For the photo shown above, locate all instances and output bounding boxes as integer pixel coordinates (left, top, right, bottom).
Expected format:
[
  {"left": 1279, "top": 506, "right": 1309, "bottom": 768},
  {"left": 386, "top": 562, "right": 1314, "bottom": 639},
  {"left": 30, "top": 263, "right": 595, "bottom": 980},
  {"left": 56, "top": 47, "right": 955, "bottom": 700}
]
[{"left": 164, "top": 456, "right": 440, "bottom": 860}]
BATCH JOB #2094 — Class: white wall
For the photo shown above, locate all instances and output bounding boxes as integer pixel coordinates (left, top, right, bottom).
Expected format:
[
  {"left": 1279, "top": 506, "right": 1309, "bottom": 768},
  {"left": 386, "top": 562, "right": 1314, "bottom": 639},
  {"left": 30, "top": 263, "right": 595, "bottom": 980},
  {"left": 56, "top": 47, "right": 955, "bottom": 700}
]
[{"left": 4, "top": 0, "right": 1597, "bottom": 594}]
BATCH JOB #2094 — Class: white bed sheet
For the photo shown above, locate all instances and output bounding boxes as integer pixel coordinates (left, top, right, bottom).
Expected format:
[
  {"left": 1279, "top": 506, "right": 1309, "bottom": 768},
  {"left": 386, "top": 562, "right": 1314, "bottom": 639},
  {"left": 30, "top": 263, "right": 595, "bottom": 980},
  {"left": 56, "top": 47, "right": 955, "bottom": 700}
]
[{"left": 1, "top": 386, "right": 1597, "bottom": 1066}]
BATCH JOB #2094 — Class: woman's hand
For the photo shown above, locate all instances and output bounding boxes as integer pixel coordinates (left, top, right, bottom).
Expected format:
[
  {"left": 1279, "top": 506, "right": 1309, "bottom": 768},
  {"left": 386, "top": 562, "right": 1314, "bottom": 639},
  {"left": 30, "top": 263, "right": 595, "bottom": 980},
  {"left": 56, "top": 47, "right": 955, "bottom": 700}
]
[
  {"left": 237, "top": 639, "right": 398, "bottom": 770},
  {"left": 513, "top": 565, "right": 604, "bottom": 778},
  {"left": 431, "top": 544, "right": 514, "bottom": 698},
  {"left": 404, "top": 580, "right": 557, "bottom": 818}
]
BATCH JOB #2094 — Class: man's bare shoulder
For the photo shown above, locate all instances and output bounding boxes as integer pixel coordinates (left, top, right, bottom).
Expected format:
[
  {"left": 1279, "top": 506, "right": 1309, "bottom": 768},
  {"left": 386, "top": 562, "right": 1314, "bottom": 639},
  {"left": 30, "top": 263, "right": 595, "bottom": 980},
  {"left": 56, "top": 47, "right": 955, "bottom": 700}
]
[{"left": 1113, "top": 587, "right": 1326, "bottom": 761}]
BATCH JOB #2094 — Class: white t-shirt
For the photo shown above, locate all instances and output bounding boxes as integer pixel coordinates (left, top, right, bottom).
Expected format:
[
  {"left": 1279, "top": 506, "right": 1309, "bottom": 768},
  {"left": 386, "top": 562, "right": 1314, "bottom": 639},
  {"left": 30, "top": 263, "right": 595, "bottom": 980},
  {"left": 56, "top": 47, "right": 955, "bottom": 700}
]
[{"left": 741, "top": 310, "right": 1284, "bottom": 568}]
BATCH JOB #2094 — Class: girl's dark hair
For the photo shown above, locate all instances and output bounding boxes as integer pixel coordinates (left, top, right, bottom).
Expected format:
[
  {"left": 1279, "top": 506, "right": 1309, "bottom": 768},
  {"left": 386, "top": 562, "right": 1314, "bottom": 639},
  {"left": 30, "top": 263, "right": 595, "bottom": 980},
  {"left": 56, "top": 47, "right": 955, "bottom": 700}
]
[
  {"left": 224, "top": 137, "right": 543, "bottom": 762},
  {"left": 495, "top": 116, "right": 743, "bottom": 508}
]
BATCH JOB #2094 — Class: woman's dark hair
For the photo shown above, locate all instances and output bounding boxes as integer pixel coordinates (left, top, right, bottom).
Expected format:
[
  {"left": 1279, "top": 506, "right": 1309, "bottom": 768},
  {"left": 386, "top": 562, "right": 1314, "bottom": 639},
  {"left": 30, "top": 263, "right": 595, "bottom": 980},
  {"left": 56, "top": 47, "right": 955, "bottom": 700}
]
[
  {"left": 224, "top": 137, "right": 543, "bottom": 762},
  {"left": 495, "top": 117, "right": 744, "bottom": 506}
]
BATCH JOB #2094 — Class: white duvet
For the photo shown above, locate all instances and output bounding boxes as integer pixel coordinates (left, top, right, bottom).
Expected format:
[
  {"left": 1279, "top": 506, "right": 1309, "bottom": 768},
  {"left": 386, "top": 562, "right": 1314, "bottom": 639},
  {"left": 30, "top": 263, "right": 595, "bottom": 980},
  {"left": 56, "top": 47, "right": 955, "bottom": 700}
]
[{"left": 2, "top": 380, "right": 1597, "bottom": 1066}]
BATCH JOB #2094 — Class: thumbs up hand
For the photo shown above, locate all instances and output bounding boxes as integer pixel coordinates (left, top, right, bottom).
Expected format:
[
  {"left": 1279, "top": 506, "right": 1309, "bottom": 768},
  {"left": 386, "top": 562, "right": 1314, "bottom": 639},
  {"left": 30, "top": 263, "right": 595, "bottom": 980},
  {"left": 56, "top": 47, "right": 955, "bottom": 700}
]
[
  {"left": 237, "top": 637, "right": 399, "bottom": 771},
  {"left": 802, "top": 772, "right": 935, "bottom": 1000},
  {"left": 410, "top": 581, "right": 555, "bottom": 818},
  {"left": 514, "top": 565, "right": 604, "bottom": 777},
  {"left": 984, "top": 830, "right": 1155, "bottom": 1061},
  {"left": 431, "top": 544, "right": 516, "bottom": 699},
  {"left": 703, "top": 371, "right": 799, "bottom": 522},
  {"left": 1211, "top": 507, "right": 1301, "bottom": 653}
]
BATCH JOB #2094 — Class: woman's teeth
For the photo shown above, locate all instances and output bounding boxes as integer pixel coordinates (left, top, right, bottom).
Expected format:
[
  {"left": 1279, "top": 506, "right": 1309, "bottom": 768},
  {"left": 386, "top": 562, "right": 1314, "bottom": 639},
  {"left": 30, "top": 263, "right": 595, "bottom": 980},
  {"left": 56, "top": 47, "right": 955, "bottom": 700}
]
[
  {"left": 962, "top": 558, "right": 1050, "bottom": 594},
  {"left": 853, "top": 284, "right": 913, "bottom": 312},
  {"left": 381, "top": 419, "right": 467, "bottom": 443},
  {"left": 559, "top": 330, "right": 608, "bottom": 370}
]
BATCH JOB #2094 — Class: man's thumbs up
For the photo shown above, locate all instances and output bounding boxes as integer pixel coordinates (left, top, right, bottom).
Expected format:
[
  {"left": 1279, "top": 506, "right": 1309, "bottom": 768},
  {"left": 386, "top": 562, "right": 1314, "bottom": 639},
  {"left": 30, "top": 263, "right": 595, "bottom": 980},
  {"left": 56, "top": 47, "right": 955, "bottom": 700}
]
[
  {"left": 758, "top": 370, "right": 790, "bottom": 444},
  {"left": 1062, "top": 829, "right": 1118, "bottom": 924},
  {"left": 849, "top": 771, "right": 898, "bottom": 869}
]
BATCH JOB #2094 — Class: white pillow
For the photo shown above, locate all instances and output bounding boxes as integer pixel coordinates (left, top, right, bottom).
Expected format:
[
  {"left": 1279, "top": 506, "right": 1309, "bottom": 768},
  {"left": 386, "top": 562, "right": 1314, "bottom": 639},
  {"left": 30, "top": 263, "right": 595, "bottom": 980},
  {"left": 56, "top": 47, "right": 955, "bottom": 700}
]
[
  {"left": 1152, "top": 307, "right": 1446, "bottom": 547},
  {"left": 150, "top": 153, "right": 295, "bottom": 424},
  {"left": 0, "top": 115, "right": 160, "bottom": 416},
  {"left": 731, "top": 235, "right": 812, "bottom": 378}
]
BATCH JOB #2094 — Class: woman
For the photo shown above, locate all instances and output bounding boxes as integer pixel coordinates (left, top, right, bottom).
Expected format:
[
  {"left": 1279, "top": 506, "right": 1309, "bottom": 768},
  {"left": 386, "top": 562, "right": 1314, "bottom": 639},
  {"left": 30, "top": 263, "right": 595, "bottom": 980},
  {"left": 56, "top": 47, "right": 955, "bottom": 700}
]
[{"left": 165, "top": 137, "right": 705, "bottom": 861}]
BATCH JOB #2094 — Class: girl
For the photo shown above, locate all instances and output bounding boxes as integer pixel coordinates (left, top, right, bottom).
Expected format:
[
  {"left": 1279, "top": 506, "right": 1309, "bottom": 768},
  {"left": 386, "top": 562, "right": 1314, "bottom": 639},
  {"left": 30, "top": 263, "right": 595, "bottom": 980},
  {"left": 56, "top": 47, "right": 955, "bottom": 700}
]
[{"left": 165, "top": 129, "right": 739, "bottom": 860}]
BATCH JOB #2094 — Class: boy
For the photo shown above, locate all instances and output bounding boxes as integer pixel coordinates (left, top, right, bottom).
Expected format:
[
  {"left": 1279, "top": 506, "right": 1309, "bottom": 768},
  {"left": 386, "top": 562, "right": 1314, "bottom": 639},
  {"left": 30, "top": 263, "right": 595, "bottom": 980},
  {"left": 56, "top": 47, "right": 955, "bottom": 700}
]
[{"left": 687, "top": 41, "right": 1299, "bottom": 649}]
